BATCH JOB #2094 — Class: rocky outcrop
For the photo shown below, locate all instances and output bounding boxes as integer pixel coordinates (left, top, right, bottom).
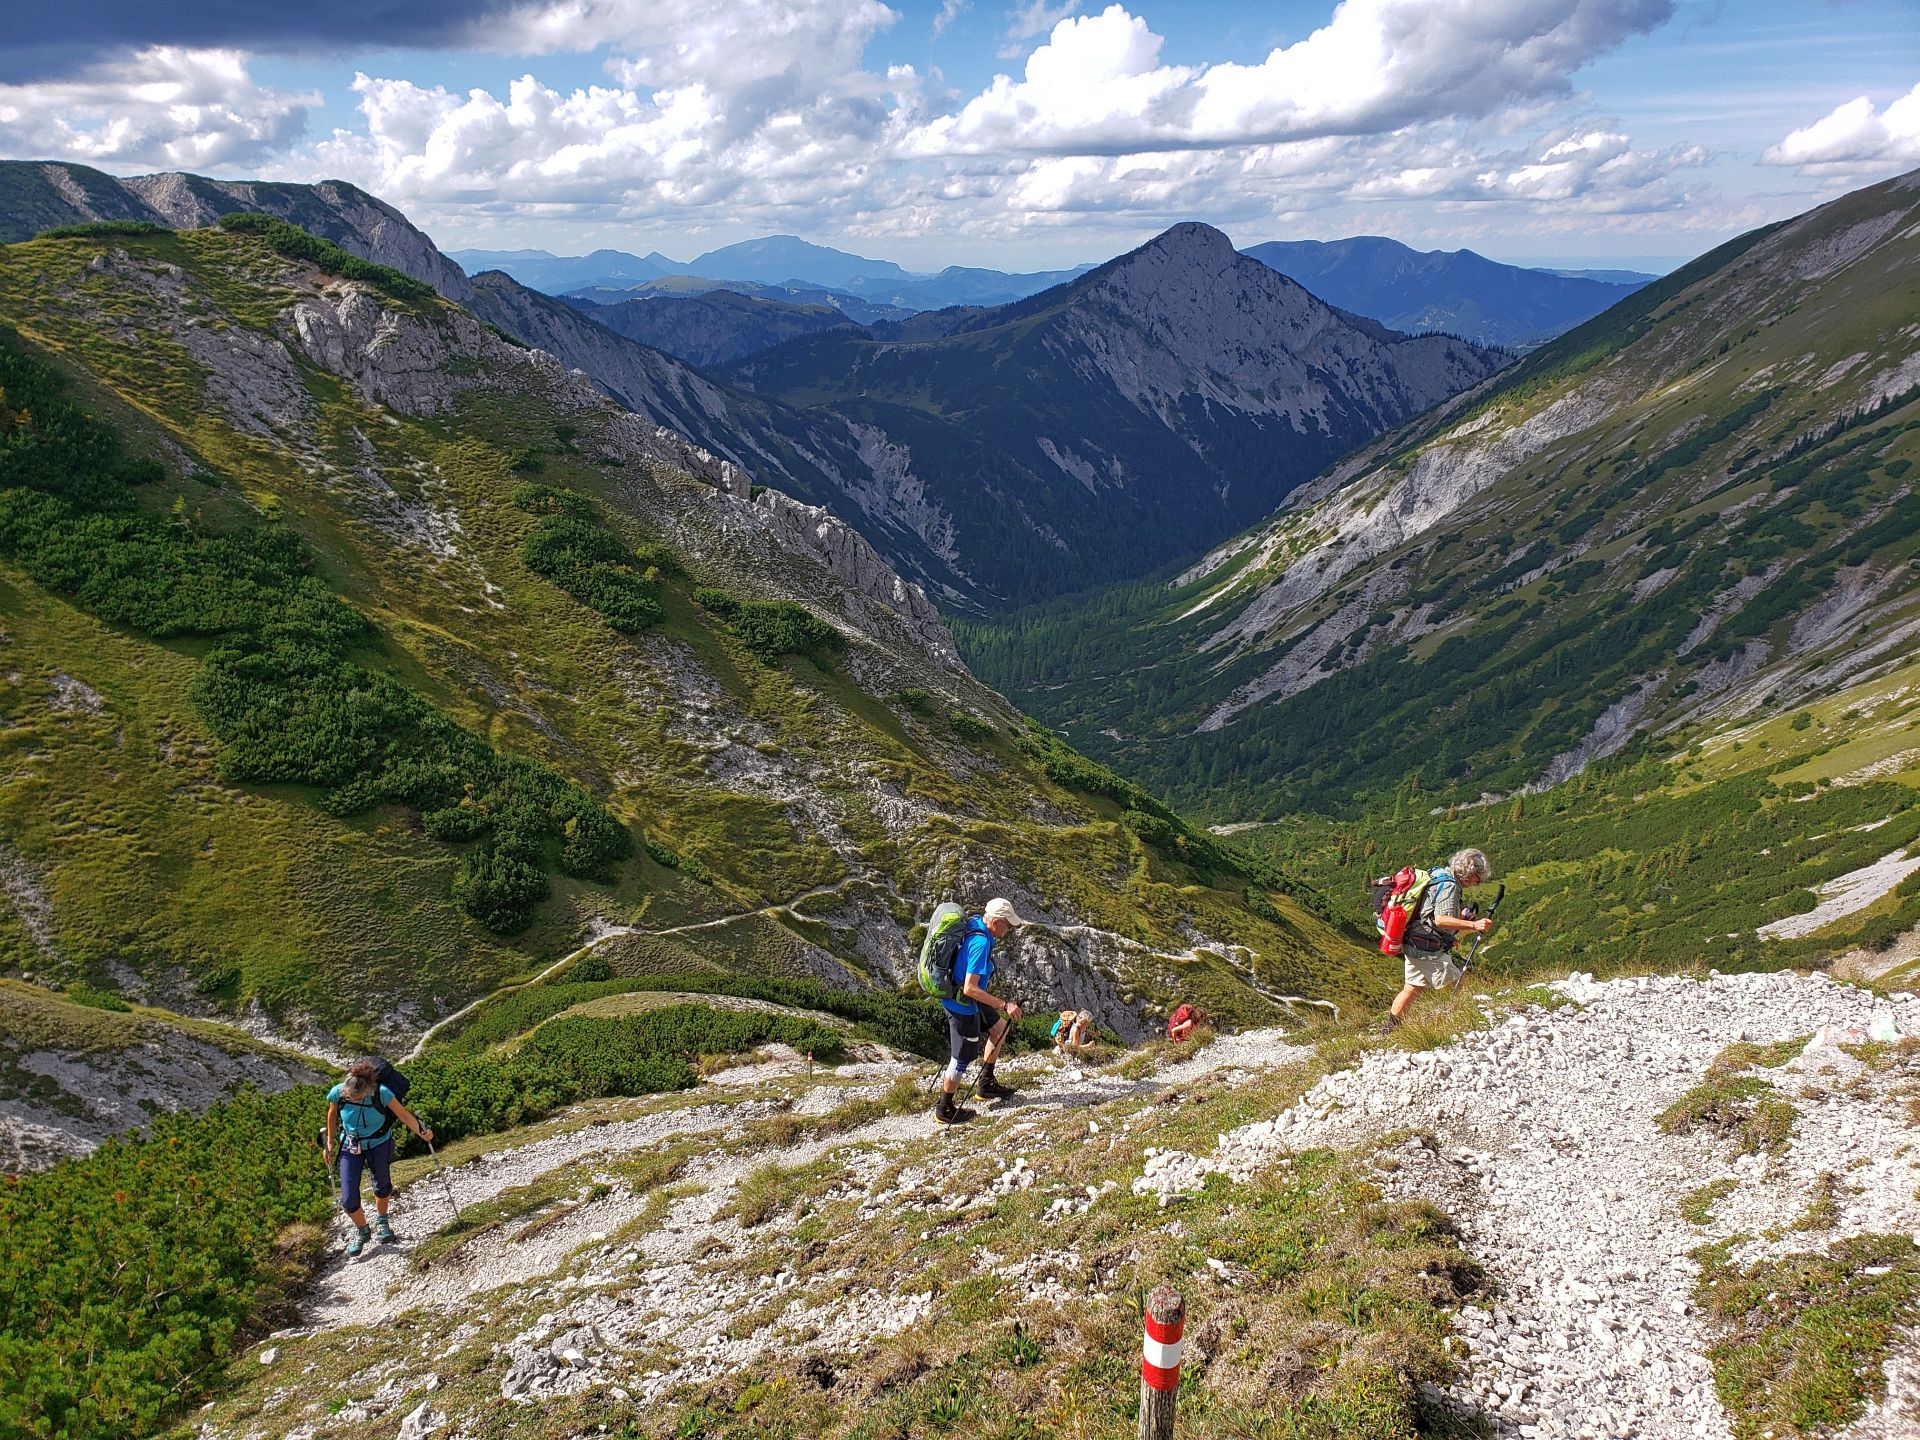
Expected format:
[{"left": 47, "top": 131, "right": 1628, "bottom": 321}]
[{"left": 0, "top": 987, "right": 325, "bottom": 1171}]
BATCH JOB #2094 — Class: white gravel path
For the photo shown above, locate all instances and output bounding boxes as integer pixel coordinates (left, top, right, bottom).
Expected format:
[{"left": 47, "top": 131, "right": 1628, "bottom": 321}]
[{"left": 1206, "top": 970, "right": 1920, "bottom": 1440}]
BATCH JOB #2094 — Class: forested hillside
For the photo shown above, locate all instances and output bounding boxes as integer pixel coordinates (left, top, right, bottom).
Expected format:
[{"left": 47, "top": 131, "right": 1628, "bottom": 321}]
[{"left": 0, "top": 216, "right": 1363, "bottom": 1076}]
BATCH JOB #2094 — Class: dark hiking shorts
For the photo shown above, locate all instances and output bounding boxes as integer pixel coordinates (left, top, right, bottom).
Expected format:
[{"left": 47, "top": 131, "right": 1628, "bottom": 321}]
[{"left": 947, "top": 1007, "right": 1007, "bottom": 1073}]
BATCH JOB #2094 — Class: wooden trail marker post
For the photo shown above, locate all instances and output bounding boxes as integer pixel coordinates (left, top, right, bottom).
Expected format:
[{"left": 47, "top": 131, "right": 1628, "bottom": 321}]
[{"left": 1138, "top": 1284, "right": 1184, "bottom": 1440}]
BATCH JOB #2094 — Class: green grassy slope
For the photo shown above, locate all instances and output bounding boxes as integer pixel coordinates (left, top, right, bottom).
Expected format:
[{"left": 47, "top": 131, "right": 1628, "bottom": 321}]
[
  {"left": 962, "top": 168, "right": 1920, "bottom": 823},
  {"left": 0, "top": 222, "right": 1372, "bottom": 1060},
  {"left": 1236, "top": 657, "right": 1920, "bottom": 986}
]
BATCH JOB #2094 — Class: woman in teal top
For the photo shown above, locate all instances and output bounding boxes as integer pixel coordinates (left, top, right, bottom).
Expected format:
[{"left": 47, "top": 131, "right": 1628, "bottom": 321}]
[{"left": 324, "top": 1060, "right": 433, "bottom": 1257}]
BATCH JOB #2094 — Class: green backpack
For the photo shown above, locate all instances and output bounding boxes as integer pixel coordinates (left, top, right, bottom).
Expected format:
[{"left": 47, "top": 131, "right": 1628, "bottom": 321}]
[{"left": 915, "top": 903, "right": 968, "bottom": 1000}]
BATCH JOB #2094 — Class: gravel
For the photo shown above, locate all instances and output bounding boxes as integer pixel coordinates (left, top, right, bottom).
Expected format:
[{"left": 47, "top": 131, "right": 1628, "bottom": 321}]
[{"left": 1209, "top": 970, "right": 1920, "bottom": 1439}]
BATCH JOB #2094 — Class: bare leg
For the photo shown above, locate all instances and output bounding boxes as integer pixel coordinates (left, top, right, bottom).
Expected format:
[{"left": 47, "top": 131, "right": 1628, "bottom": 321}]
[
  {"left": 375, "top": 1194, "right": 390, "bottom": 1216},
  {"left": 980, "top": 1017, "right": 1011, "bottom": 1067},
  {"left": 1390, "top": 984, "right": 1421, "bottom": 1021}
]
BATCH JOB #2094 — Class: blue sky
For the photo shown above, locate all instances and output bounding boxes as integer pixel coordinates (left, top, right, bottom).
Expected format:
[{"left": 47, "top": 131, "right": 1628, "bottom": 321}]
[{"left": 1, "top": 0, "right": 1914, "bottom": 272}]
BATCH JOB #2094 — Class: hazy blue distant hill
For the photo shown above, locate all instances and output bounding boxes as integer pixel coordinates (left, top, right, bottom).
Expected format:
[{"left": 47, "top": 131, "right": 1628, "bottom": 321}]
[
  {"left": 564, "top": 275, "right": 912, "bottom": 326},
  {"left": 1539, "top": 266, "right": 1662, "bottom": 285},
  {"left": 1242, "top": 235, "right": 1648, "bottom": 348},
  {"left": 567, "top": 289, "right": 861, "bottom": 368},
  {"left": 448, "top": 246, "right": 676, "bottom": 291},
  {"left": 685, "top": 234, "right": 911, "bottom": 288}
]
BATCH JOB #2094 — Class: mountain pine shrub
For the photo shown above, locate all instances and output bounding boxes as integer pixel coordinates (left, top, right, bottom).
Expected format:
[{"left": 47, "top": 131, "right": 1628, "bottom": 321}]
[{"left": 0, "top": 326, "right": 630, "bottom": 935}]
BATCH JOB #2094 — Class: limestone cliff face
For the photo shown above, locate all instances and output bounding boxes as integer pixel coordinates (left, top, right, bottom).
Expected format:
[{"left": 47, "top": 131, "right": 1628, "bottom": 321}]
[{"left": 1055, "top": 223, "right": 1502, "bottom": 443}]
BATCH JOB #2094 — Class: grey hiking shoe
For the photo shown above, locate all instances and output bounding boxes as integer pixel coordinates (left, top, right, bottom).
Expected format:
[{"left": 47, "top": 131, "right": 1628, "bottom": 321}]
[
  {"left": 374, "top": 1214, "right": 396, "bottom": 1244},
  {"left": 347, "top": 1223, "right": 371, "bottom": 1257}
]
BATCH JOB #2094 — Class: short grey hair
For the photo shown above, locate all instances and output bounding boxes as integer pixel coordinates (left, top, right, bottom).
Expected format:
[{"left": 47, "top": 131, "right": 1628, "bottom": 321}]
[{"left": 1450, "top": 848, "right": 1492, "bottom": 883}]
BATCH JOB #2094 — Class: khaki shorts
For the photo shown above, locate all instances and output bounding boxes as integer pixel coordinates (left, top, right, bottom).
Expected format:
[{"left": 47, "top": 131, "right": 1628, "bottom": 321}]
[{"left": 1403, "top": 950, "right": 1461, "bottom": 989}]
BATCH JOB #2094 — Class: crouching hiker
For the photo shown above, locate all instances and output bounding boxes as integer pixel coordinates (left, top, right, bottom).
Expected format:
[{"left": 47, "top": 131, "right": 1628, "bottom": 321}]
[
  {"left": 935, "top": 897, "right": 1030, "bottom": 1125},
  {"left": 1052, "top": 1009, "right": 1094, "bottom": 1054},
  {"left": 1388, "top": 848, "right": 1495, "bottom": 1027},
  {"left": 324, "top": 1059, "right": 433, "bottom": 1256}
]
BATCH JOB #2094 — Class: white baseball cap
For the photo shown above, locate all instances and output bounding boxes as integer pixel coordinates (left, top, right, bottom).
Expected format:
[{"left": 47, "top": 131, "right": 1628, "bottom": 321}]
[{"left": 983, "top": 897, "right": 1029, "bottom": 928}]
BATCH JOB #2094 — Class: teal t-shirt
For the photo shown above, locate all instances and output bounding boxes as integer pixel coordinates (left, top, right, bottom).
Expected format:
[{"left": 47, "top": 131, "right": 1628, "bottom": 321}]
[{"left": 329, "top": 1083, "right": 396, "bottom": 1151}]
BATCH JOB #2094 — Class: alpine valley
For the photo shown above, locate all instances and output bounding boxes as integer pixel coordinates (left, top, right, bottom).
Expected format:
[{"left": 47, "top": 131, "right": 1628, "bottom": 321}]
[{"left": 3, "top": 146, "right": 1920, "bottom": 1440}]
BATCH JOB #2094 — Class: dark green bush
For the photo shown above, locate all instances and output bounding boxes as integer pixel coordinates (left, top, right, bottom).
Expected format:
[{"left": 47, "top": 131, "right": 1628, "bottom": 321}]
[
  {"left": 950, "top": 710, "right": 994, "bottom": 742},
  {"left": 0, "top": 329, "right": 629, "bottom": 936},
  {"left": 511, "top": 482, "right": 596, "bottom": 519},
  {"left": 693, "top": 585, "right": 741, "bottom": 618},
  {"left": 730, "top": 599, "right": 841, "bottom": 663},
  {"left": 521, "top": 514, "right": 662, "bottom": 633},
  {"left": 64, "top": 983, "right": 131, "bottom": 1012},
  {"left": 214, "top": 212, "right": 437, "bottom": 306},
  {"left": 34, "top": 220, "right": 171, "bottom": 240}
]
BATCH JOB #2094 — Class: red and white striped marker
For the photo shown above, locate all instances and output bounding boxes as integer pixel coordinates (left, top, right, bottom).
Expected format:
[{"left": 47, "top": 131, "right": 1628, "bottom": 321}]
[
  {"left": 1141, "top": 1285, "right": 1185, "bottom": 1390},
  {"left": 1137, "top": 1285, "right": 1185, "bottom": 1440}
]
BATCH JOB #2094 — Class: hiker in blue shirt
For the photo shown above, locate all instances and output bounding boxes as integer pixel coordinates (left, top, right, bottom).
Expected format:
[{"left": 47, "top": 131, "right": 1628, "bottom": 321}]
[
  {"left": 324, "top": 1059, "right": 434, "bottom": 1256},
  {"left": 936, "top": 896, "right": 1030, "bottom": 1125}
]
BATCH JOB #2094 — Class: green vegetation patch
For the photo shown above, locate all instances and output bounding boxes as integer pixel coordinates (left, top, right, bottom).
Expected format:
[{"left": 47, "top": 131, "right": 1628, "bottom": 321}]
[
  {"left": 34, "top": 220, "right": 172, "bottom": 241},
  {"left": 1681, "top": 1178, "right": 1737, "bottom": 1227},
  {"left": 695, "top": 584, "right": 843, "bottom": 664},
  {"left": 1658, "top": 1074, "right": 1799, "bottom": 1154},
  {"left": 513, "top": 484, "right": 665, "bottom": 633},
  {"left": 0, "top": 1000, "right": 836, "bottom": 1440},
  {"left": 0, "top": 322, "right": 630, "bottom": 936},
  {"left": 1696, "top": 1233, "right": 1920, "bottom": 1440},
  {"left": 214, "top": 211, "right": 437, "bottom": 307}
]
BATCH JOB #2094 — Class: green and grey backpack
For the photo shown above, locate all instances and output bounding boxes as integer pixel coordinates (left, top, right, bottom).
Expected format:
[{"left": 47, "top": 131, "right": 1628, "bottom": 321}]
[{"left": 915, "top": 903, "right": 967, "bottom": 1000}]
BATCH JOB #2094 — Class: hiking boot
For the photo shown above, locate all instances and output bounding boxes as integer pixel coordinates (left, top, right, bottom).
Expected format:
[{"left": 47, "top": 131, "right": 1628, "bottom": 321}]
[
  {"left": 346, "top": 1223, "right": 371, "bottom": 1257},
  {"left": 1368, "top": 1015, "right": 1401, "bottom": 1038},
  {"left": 374, "top": 1214, "right": 396, "bottom": 1244},
  {"left": 933, "top": 1094, "right": 974, "bottom": 1126},
  {"left": 976, "top": 1068, "right": 1018, "bottom": 1102}
]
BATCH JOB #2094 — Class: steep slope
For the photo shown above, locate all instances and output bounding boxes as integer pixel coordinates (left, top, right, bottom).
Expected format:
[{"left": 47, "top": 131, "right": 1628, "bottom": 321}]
[
  {"left": 568, "top": 289, "right": 860, "bottom": 368},
  {"left": 727, "top": 223, "right": 1508, "bottom": 602},
  {"left": 0, "top": 219, "right": 1363, "bottom": 1088},
  {"left": 1243, "top": 235, "right": 1648, "bottom": 348},
  {"left": 966, "top": 168, "right": 1920, "bottom": 818},
  {"left": 188, "top": 973, "right": 1920, "bottom": 1440}
]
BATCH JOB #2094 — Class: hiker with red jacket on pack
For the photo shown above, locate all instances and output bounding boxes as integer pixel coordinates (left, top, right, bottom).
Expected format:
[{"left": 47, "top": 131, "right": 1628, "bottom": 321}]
[
  {"left": 1385, "top": 848, "right": 1495, "bottom": 1027},
  {"left": 1167, "top": 1003, "right": 1202, "bottom": 1042}
]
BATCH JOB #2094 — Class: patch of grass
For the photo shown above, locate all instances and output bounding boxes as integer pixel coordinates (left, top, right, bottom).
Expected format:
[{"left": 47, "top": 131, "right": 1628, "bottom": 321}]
[
  {"left": 1695, "top": 1232, "right": 1920, "bottom": 1439},
  {"left": 1792, "top": 1172, "right": 1844, "bottom": 1232},
  {"left": 1681, "top": 1178, "right": 1737, "bottom": 1227},
  {"left": 1658, "top": 1073, "right": 1800, "bottom": 1154},
  {"left": 724, "top": 1159, "right": 836, "bottom": 1229},
  {"left": 1660, "top": 1039, "right": 1807, "bottom": 1155}
]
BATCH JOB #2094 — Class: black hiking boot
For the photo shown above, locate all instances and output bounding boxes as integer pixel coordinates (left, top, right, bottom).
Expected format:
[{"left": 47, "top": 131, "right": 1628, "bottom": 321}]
[
  {"left": 933, "top": 1093, "right": 974, "bottom": 1126},
  {"left": 976, "top": 1066, "right": 1018, "bottom": 1102}
]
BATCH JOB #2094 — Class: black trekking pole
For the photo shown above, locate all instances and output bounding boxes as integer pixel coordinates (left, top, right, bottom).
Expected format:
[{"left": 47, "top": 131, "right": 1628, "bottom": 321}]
[{"left": 1453, "top": 884, "right": 1506, "bottom": 992}]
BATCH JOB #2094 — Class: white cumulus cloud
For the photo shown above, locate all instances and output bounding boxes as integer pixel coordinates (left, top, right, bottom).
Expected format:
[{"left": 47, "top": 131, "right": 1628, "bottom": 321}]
[
  {"left": 1764, "top": 82, "right": 1920, "bottom": 171},
  {"left": 0, "top": 47, "right": 314, "bottom": 169},
  {"left": 915, "top": 0, "right": 1674, "bottom": 155}
]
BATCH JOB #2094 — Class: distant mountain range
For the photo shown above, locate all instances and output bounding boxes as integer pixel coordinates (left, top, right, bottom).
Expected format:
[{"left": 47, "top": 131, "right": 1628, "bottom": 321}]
[
  {"left": 722, "top": 223, "right": 1508, "bottom": 601},
  {"left": 1241, "top": 236, "right": 1651, "bottom": 348},
  {"left": 450, "top": 235, "right": 1096, "bottom": 314},
  {"left": 1, "top": 161, "right": 1505, "bottom": 605},
  {"left": 453, "top": 232, "right": 1650, "bottom": 352},
  {"left": 567, "top": 289, "right": 860, "bottom": 370}
]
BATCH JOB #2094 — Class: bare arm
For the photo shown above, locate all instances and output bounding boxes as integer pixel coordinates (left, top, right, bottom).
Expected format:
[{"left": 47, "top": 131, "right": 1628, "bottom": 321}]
[
  {"left": 961, "top": 974, "right": 1022, "bottom": 1020},
  {"left": 324, "top": 1101, "right": 340, "bottom": 1158},
  {"left": 1436, "top": 914, "right": 1491, "bottom": 934},
  {"left": 388, "top": 1097, "right": 433, "bottom": 1143}
]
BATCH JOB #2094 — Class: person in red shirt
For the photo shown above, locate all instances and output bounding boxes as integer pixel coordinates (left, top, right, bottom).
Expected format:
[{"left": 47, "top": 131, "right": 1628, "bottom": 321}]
[{"left": 1167, "top": 1004, "right": 1199, "bottom": 1043}]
